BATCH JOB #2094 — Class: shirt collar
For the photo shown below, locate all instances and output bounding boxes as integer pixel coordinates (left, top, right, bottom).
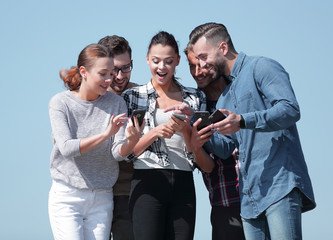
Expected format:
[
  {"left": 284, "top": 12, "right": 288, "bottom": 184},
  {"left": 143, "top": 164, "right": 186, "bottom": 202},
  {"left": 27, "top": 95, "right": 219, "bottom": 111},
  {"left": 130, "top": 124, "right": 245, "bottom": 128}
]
[
  {"left": 146, "top": 80, "right": 158, "bottom": 98},
  {"left": 146, "top": 78, "right": 193, "bottom": 100},
  {"left": 229, "top": 51, "right": 246, "bottom": 81}
]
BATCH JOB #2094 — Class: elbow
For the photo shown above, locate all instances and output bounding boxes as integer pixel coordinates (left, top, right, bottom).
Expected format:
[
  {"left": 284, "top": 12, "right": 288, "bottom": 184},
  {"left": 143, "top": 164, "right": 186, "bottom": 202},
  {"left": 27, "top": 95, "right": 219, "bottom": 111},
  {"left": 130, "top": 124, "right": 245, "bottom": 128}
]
[
  {"left": 195, "top": 159, "right": 215, "bottom": 173},
  {"left": 59, "top": 147, "right": 80, "bottom": 158},
  {"left": 201, "top": 165, "right": 214, "bottom": 173},
  {"left": 57, "top": 139, "right": 81, "bottom": 158}
]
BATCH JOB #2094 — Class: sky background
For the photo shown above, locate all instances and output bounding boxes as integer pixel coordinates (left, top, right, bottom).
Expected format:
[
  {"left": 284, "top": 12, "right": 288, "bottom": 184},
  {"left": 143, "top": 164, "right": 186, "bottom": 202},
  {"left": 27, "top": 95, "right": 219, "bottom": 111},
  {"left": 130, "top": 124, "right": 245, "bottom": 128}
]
[{"left": 1, "top": 1, "right": 332, "bottom": 239}]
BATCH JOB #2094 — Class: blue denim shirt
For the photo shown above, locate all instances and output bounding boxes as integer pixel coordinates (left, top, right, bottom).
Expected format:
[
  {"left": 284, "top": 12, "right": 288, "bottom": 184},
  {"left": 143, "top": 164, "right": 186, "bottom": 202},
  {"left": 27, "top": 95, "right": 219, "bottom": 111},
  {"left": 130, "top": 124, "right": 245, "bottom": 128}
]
[{"left": 204, "top": 52, "right": 316, "bottom": 219}]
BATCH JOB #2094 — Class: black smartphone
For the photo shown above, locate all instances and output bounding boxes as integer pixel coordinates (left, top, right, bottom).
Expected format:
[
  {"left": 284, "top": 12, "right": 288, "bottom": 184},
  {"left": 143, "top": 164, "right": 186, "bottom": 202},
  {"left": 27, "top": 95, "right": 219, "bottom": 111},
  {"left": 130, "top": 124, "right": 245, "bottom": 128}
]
[
  {"left": 172, "top": 112, "right": 186, "bottom": 121},
  {"left": 194, "top": 111, "right": 211, "bottom": 130},
  {"left": 209, "top": 109, "right": 226, "bottom": 123},
  {"left": 131, "top": 109, "right": 146, "bottom": 127}
]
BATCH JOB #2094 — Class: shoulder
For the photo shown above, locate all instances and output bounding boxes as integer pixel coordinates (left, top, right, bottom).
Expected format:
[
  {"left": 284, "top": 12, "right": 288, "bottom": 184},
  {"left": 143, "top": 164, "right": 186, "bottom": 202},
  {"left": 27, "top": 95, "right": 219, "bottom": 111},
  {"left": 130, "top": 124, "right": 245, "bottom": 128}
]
[
  {"left": 122, "top": 84, "right": 147, "bottom": 97},
  {"left": 127, "top": 82, "right": 140, "bottom": 88},
  {"left": 246, "top": 55, "right": 286, "bottom": 73},
  {"left": 49, "top": 91, "right": 69, "bottom": 108},
  {"left": 104, "top": 91, "right": 124, "bottom": 102},
  {"left": 182, "top": 84, "right": 206, "bottom": 99}
]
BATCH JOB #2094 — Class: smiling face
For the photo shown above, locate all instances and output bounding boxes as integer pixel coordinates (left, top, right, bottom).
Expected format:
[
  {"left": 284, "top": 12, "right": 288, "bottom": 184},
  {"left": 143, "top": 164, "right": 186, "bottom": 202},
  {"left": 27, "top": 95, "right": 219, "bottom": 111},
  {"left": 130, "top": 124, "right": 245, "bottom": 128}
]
[
  {"left": 80, "top": 57, "right": 114, "bottom": 100},
  {"left": 109, "top": 52, "right": 132, "bottom": 94},
  {"left": 187, "top": 51, "right": 215, "bottom": 89},
  {"left": 147, "top": 44, "right": 180, "bottom": 86},
  {"left": 192, "top": 36, "right": 227, "bottom": 79}
]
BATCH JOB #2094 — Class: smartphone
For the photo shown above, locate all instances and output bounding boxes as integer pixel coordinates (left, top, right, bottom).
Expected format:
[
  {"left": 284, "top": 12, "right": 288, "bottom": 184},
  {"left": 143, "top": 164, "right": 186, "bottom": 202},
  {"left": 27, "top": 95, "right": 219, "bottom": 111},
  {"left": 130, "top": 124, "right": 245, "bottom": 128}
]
[
  {"left": 131, "top": 109, "right": 146, "bottom": 127},
  {"left": 209, "top": 109, "right": 226, "bottom": 123},
  {"left": 172, "top": 112, "right": 186, "bottom": 121},
  {"left": 194, "top": 111, "right": 211, "bottom": 130}
]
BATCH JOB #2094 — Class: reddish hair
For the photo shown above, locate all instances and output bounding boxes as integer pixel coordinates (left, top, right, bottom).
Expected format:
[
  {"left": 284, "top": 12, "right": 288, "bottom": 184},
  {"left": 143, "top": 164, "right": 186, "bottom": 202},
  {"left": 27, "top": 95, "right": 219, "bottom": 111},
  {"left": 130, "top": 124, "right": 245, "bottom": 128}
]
[{"left": 59, "top": 44, "right": 112, "bottom": 90}]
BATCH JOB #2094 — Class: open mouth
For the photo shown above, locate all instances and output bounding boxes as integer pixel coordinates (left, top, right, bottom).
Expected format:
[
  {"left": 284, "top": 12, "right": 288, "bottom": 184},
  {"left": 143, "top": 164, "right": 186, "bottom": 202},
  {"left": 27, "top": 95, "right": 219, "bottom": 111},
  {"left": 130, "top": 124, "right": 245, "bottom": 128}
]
[
  {"left": 100, "top": 85, "right": 108, "bottom": 90},
  {"left": 157, "top": 72, "right": 167, "bottom": 78}
]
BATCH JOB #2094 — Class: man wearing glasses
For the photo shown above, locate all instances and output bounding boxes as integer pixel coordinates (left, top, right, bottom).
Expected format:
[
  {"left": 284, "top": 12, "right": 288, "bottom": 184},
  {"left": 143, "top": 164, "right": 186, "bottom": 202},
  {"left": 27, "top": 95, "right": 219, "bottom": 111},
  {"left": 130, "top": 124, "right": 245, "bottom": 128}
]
[{"left": 98, "top": 35, "right": 137, "bottom": 240}]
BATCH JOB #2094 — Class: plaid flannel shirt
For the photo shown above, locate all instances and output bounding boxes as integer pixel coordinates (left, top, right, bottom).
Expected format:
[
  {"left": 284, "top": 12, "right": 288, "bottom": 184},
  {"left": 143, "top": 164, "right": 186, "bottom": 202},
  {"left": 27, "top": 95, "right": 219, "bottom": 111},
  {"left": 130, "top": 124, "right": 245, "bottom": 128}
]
[
  {"left": 122, "top": 79, "right": 206, "bottom": 168},
  {"left": 201, "top": 100, "right": 241, "bottom": 207}
]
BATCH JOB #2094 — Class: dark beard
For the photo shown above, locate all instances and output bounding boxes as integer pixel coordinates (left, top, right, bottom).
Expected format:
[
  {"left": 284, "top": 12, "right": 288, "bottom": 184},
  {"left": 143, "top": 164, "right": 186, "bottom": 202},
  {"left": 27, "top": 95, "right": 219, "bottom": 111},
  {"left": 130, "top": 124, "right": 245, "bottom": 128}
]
[
  {"left": 212, "top": 58, "right": 226, "bottom": 82},
  {"left": 111, "top": 80, "right": 129, "bottom": 93}
]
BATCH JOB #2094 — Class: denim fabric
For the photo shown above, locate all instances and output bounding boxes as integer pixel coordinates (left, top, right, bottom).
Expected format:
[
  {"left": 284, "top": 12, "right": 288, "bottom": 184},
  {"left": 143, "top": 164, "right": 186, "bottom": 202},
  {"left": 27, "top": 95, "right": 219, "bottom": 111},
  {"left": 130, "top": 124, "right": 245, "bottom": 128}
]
[
  {"left": 204, "top": 52, "right": 315, "bottom": 219},
  {"left": 242, "top": 188, "right": 303, "bottom": 240}
]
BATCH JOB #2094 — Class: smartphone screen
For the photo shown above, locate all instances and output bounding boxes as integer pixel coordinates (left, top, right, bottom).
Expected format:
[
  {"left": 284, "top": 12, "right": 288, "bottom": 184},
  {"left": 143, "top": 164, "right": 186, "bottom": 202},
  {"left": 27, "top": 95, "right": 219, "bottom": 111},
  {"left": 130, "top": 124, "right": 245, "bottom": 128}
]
[
  {"left": 131, "top": 109, "right": 146, "bottom": 127},
  {"left": 172, "top": 113, "right": 186, "bottom": 121},
  {"left": 194, "top": 111, "right": 211, "bottom": 130}
]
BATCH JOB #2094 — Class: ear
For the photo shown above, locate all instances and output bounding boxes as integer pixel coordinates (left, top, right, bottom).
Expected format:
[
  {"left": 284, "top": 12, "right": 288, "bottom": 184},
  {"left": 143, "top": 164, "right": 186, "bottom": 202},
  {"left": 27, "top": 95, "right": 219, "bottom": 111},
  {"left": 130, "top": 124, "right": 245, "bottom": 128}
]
[
  {"left": 218, "top": 41, "right": 229, "bottom": 56},
  {"left": 176, "top": 55, "right": 181, "bottom": 66},
  {"left": 146, "top": 55, "right": 149, "bottom": 65},
  {"left": 79, "top": 66, "right": 87, "bottom": 78}
]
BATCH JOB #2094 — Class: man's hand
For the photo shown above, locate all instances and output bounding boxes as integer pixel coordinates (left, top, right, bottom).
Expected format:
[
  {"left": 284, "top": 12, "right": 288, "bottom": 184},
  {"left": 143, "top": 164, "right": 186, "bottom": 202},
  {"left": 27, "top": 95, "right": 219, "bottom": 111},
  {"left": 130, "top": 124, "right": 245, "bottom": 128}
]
[{"left": 212, "top": 109, "right": 242, "bottom": 135}]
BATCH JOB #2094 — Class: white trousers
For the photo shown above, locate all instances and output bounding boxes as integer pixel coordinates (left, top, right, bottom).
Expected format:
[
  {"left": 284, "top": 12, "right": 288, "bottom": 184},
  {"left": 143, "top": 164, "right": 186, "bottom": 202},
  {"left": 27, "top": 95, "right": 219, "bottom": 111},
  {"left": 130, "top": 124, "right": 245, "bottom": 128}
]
[{"left": 48, "top": 180, "right": 113, "bottom": 240}]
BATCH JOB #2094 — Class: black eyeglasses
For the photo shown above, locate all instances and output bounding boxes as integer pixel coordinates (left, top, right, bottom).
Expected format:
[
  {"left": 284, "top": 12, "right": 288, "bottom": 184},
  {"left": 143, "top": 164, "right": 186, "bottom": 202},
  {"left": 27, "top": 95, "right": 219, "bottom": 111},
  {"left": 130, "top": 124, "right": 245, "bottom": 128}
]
[{"left": 114, "top": 61, "right": 133, "bottom": 75}]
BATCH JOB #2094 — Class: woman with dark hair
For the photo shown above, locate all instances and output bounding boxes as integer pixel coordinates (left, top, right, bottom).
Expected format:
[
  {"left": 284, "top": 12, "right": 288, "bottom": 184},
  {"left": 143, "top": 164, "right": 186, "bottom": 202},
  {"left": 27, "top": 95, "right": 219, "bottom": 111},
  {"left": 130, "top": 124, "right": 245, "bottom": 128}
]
[
  {"left": 122, "top": 32, "right": 206, "bottom": 240},
  {"left": 48, "top": 43, "right": 144, "bottom": 240}
]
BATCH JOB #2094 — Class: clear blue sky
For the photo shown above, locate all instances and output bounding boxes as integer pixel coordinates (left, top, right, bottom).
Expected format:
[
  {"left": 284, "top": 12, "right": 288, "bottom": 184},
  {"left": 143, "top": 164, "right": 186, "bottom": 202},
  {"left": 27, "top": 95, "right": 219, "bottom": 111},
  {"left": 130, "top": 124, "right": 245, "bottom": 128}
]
[{"left": 1, "top": 1, "right": 332, "bottom": 239}]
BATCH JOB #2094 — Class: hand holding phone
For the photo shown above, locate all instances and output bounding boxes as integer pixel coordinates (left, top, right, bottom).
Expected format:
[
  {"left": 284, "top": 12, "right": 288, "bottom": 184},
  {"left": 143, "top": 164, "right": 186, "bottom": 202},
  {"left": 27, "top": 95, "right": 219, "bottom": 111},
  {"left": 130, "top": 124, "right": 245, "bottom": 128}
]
[
  {"left": 208, "top": 109, "right": 226, "bottom": 123},
  {"left": 131, "top": 109, "right": 146, "bottom": 127},
  {"left": 194, "top": 111, "right": 211, "bottom": 130}
]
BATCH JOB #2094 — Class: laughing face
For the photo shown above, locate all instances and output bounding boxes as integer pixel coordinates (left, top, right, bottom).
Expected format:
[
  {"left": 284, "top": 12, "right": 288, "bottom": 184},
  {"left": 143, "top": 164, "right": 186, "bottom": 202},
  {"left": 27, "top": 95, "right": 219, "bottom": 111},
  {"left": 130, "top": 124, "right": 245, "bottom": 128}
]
[
  {"left": 109, "top": 52, "right": 132, "bottom": 94},
  {"left": 147, "top": 44, "right": 180, "bottom": 86},
  {"left": 192, "top": 36, "right": 227, "bottom": 79},
  {"left": 187, "top": 51, "right": 215, "bottom": 89}
]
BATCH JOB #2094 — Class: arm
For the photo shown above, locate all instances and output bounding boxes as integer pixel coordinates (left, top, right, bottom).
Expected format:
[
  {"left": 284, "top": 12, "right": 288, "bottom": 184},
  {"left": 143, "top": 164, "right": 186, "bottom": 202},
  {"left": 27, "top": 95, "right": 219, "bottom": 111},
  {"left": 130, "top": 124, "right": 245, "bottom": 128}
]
[
  {"left": 49, "top": 101, "right": 80, "bottom": 158},
  {"left": 203, "top": 130, "right": 236, "bottom": 160},
  {"left": 80, "top": 113, "right": 127, "bottom": 154},
  {"left": 212, "top": 58, "right": 301, "bottom": 135},
  {"left": 245, "top": 58, "right": 300, "bottom": 131},
  {"left": 49, "top": 97, "right": 127, "bottom": 158}
]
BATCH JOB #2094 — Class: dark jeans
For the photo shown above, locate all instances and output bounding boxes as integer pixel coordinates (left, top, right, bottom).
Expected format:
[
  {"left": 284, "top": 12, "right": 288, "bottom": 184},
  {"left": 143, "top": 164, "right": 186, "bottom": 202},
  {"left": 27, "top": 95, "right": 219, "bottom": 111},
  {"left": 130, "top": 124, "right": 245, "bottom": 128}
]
[
  {"left": 129, "top": 169, "right": 196, "bottom": 240},
  {"left": 211, "top": 205, "right": 245, "bottom": 240},
  {"left": 111, "top": 195, "right": 134, "bottom": 240}
]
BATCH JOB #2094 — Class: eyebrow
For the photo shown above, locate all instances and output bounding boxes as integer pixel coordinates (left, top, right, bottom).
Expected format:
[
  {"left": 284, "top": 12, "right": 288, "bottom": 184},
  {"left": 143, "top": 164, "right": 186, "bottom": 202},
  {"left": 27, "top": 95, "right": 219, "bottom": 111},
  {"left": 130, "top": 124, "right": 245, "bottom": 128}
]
[
  {"left": 151, "top": 56, "right": 175, "bottom": 59},
  {"left": 115, "top": 62, "right": 132, "bottom": 67}
]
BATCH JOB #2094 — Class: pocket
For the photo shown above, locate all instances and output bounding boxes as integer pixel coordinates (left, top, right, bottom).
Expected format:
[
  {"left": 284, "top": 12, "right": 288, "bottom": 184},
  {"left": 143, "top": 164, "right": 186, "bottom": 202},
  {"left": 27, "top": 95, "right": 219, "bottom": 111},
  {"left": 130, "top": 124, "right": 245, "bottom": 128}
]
[{"left": 238, "top": 92, "right": 255, "bottom": 113}]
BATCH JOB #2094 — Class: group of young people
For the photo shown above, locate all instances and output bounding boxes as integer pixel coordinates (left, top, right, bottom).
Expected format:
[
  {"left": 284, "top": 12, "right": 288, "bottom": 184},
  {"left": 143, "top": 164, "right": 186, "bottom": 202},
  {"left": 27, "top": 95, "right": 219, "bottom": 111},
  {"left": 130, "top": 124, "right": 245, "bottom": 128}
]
[{"left": 48, "top": 22, "right": 316, "bottom": 240}]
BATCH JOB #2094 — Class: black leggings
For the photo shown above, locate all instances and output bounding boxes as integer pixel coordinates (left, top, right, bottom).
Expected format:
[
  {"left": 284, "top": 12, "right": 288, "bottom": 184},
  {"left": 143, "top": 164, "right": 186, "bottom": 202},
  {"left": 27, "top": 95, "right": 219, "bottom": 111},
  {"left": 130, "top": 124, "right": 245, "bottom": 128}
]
[{"left": 129, "top": 169, "right": 196, "bottom": 240}]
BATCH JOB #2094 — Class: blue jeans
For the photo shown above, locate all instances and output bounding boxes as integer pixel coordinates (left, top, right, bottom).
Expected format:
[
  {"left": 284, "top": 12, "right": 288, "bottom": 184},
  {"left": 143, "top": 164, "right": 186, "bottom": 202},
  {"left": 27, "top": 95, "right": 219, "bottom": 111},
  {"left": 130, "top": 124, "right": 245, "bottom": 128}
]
[{"left": 242, "top": 188, "right": 303, "bottom": 240}]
